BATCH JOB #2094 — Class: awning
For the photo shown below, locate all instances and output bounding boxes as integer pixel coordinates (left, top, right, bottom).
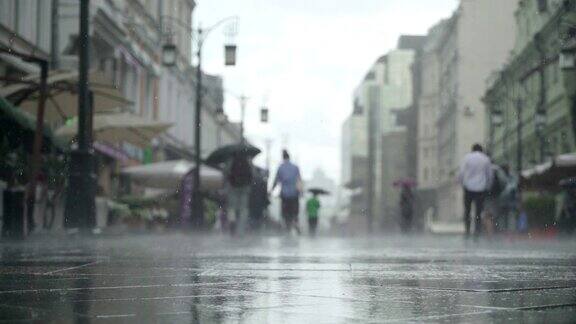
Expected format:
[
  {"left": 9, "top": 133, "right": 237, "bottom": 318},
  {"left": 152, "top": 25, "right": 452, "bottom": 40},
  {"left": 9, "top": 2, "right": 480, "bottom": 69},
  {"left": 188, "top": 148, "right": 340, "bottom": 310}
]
[
  {"left": 121, "top": 160, "right": 224, "bottom": 191},
  {"left": 0, "top": 95, "right": 63, "bottom": 150},
  {"left": 55, "top": 113, "right": 172, "bottom": 148},
  {"left": 0, "top": 70, "right": 132, "bottom": 123},
  {"left": 520, "top": 153, "right": 576, "bottom": 191}
]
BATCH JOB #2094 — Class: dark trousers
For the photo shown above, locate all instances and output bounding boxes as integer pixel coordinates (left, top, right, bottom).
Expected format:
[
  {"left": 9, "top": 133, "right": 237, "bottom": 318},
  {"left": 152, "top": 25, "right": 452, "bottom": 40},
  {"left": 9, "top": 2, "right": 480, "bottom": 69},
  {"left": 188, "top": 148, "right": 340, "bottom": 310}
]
[
  {"left": 308, "top": 218, "right": 318, "bottom": 235},
  {"left": 464, "top": 190, "right": 485, "bottom": 236}
]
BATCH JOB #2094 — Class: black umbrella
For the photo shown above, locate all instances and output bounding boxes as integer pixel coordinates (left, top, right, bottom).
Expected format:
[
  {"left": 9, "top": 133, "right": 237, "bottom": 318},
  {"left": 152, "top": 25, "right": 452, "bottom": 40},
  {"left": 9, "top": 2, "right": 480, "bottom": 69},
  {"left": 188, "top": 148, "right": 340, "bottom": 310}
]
[
  {"left": 205, "top": 143, "right": 261, "bottom": 166},
  {"left": 308, "top": 188, "right": 330, "bottom": 195}
]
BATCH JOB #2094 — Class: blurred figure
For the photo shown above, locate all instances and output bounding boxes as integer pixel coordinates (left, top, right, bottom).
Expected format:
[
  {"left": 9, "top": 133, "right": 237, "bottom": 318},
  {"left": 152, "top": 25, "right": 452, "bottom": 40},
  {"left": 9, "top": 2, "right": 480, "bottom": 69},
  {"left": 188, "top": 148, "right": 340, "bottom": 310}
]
[
  {"left": 458, "top": 143, "right": 492, "bottom": 238},
  {"left": 225, "top": 153, "right": 253, "bottom": 236},
  {"left": 306, "top": 192, "right": 321, "bottom": 236},
  {"left": 495, "top": 165, "right": 517, "bottom": 232},
  {"left": 249, "top": 167, "right": 270, "bottom": 232},
  {"left": 558, "top": 178, "right": 576, "bottom": 235},
  {"left": 271, "top": 150, "right": 302, "bottom": 234},
  {"left": 399, "top": 185, "right": 414, "bottom": 233}
]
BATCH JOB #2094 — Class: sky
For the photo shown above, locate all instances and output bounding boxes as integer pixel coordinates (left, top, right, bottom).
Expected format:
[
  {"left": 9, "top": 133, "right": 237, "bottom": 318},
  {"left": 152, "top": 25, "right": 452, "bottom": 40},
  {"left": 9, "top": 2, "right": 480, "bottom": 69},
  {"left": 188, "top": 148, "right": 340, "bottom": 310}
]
[{"left": 195, "top": 0, "right": 459, "bottom": 183}]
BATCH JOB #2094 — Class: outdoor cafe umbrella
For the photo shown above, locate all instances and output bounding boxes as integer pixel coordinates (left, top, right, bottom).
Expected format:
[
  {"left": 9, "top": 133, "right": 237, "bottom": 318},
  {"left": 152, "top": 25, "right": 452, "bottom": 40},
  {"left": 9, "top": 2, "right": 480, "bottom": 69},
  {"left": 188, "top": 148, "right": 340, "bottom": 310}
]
[
  {"left": 205, "top": 143, "right": 261, "bottom": 166},
  {"left": 308, "top": 188, "right": 330, "bottom": 195},
  {"left": 55, "top": 112, "right": 172, "bottom": 148},
  {"left": 521, "top": 153, "right": 576, "bottom": 192},
  {"left": 121, "top": 160, "right": 224, "bottom": 191},
  {"left": 0, "top": 70, "right": 131, "bottom": 123}
]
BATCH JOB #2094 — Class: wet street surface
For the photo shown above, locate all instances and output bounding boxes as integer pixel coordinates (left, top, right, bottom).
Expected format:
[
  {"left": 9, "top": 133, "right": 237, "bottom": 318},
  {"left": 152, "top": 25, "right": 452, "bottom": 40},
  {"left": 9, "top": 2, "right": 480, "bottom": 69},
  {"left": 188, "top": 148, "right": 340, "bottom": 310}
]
[{"left": 0, "top": 234, "right": 575, "bottom": 323}]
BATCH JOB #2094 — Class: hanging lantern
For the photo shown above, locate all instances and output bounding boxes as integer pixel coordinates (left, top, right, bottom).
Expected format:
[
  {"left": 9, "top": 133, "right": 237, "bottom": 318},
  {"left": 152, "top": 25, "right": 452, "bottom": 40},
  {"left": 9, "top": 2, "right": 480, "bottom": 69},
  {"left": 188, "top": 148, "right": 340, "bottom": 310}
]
[
  {"left": 224, "top": 44, "right": 237, "bottom": 66},
  {"left": 490, "top": 110, "right": 503, "bottom": 127},
  {"left": 162, "top": 44, "right": 177, "bottom": 67},
  {"left": 260, "top": 106, "right": 269, "bottom": 123}
]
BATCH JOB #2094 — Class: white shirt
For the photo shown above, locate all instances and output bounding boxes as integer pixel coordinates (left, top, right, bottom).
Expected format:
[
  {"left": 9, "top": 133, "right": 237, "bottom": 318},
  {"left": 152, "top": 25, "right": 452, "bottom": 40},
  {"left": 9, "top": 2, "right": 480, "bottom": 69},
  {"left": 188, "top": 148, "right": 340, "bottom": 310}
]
[{"left": 458, "top": 151, "right": 492, "bottom": 192}]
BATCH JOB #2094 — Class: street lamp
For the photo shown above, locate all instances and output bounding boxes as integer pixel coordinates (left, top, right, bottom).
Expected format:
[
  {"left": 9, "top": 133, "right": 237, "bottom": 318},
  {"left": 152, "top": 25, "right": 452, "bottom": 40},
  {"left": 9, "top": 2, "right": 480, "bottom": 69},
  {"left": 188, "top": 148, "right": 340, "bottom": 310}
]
[
  {"left": 488, "top": 108, "right": 503, "bottom": 154},
  {"left": 224, "top": 45, "right": 237, "bottom": 66},
  {"left": 260, "top": 106, "right": 269, "bottom": 123},
  {"left": 161, "top": 15, "right": 238, "bottom": 228},
  {"left": 490, "top": 109, "right": 504, "bottom": 127},
  {"left": 560, "top": 45, "right": 576, "bottom": 70},
  {"left": 162, "top": 44, "right": 177, "bottom": 67}
]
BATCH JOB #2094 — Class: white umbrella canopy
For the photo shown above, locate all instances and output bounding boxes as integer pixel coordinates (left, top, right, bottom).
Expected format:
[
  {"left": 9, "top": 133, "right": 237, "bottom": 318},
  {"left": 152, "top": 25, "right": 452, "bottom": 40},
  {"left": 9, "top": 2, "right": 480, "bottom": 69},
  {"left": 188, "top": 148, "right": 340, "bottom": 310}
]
[
  {"left": 55, "top": 113, "right": 172, "bottom": 148},
  {"left": 0, "top": 70, "right": 131, "bottom": 123},
  {"left": 121, "top": 160, "right": 224, "bottom": 191}
]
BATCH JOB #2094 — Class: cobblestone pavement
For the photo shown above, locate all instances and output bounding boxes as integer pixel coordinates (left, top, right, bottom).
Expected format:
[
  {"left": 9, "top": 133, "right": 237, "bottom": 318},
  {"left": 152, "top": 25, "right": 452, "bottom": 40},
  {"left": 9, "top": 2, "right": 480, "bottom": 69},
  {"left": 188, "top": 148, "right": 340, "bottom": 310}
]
[{"left": 0, "top": 234, "right": 575, "bottom": 323}]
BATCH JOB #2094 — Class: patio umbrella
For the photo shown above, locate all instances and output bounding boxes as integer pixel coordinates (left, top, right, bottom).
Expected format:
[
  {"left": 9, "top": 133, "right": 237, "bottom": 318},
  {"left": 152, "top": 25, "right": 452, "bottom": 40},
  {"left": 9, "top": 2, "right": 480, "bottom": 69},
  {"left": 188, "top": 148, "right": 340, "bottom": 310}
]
[
  {"left": 1, "top": 70, "right": 132, "bottom": 123},
  {"left": 520, "top": 153, "right": 576, "bottom": 192},
  {"left": 121, "top": 160, "right": 223, "bottom": 191},
  {"left": 308, "top": 188, "right": 330, "bottom": 195},
  {"left": 205, "top": 143, "right": 261, "bottom": 165},
  {"left": 55, "top": 113, "right": 172, "bottom": 148}
]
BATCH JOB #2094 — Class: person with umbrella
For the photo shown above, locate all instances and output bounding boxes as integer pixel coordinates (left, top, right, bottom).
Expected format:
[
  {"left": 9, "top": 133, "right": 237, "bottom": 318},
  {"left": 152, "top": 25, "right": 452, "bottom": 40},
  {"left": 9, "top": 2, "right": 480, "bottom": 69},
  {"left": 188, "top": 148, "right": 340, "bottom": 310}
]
[
  {"left": 206, "top": 143, "right": 261, "bottom": 236},
  {"left": 271, "top": 150, "right": 302, "bottom": 234},
  {"left": 307, "top": 188, "right": 329, "bottom": 236}
]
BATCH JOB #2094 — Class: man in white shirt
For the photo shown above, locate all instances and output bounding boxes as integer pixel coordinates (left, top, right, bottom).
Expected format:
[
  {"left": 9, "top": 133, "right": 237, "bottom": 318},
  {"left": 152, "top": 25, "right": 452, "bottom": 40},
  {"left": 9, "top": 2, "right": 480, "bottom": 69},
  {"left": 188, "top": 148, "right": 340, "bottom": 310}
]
[{"left": 458, "top": 143, "right": 493, "bottom": 238}]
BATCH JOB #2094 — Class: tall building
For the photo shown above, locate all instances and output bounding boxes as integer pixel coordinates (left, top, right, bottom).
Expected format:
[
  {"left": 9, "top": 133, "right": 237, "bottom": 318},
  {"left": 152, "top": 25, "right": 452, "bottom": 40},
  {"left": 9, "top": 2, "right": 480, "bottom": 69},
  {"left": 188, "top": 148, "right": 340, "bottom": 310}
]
[
  {"left": 342, "top": 46, "right": 416, "bottom": 231},
  {"left": 340, "top": 110, "right": 368, "bottom": 231},
  {"left": 372, "top": 49, "right": 416, "bottom": 230},
  {"left": 435, "top": 0, "right": 519, "bottom": 225},
  {"left": 414, "top": 21, "right": 450, "bottom": 227}
]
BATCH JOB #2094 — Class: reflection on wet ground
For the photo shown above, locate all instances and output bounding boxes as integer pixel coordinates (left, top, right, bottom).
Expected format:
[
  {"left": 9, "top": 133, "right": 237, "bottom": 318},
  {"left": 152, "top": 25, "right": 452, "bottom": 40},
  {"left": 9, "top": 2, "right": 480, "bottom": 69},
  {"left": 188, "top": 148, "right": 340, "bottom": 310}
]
[{"left": 0, "top": 234, "right": 575, "bottom": 323}]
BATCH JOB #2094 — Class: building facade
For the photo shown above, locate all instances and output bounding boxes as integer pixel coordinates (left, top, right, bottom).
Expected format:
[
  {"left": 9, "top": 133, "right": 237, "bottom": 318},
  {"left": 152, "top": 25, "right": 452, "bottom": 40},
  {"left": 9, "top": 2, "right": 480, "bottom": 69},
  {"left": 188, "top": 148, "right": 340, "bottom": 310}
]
[
  {"left": 373, "top": 49, "right": 416, "bottom": 230},
  {"left": 0, "top": 0, "right": 241, "bottom": 228},
  {"left": 340, "top": 111, "right": 368, "bottom": 231},
  {"left": 0, "top": 0, "right": 53, "bottom": 76},
  {"left": 414, "top": 21, "right": 449, "bottom": 227},
  {"left": 485, "top": 0, "right": 576, "bottom": 173},
  {"left": 435, "top": 0, "right": 519, "bottom": 225}
]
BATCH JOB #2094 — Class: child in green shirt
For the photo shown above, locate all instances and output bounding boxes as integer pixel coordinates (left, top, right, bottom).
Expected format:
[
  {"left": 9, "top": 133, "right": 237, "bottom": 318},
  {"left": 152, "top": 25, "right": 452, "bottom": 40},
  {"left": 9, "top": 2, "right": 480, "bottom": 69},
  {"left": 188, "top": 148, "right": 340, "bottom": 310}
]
[{"left": 306, "top": 193, "right": 321, "bottom": 235}]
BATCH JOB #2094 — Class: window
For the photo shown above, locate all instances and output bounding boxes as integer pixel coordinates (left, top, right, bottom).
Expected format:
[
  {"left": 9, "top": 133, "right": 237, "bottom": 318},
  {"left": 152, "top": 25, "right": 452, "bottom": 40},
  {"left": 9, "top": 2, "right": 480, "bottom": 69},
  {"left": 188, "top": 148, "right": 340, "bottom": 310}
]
[
  {"left": 537, "top": 0, "right": 548, "bottom": 12},
  {"left": 0, "top": 0, "right": 16, "bottom": 29}
]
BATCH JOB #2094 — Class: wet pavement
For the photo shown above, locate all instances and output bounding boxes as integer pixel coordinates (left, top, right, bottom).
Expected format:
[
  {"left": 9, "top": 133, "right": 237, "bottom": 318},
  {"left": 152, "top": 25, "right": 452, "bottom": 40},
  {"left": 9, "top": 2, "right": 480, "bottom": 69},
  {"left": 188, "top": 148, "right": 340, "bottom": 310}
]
[{"left": 0, "top": 234, "right": 575, "bottom": 323}]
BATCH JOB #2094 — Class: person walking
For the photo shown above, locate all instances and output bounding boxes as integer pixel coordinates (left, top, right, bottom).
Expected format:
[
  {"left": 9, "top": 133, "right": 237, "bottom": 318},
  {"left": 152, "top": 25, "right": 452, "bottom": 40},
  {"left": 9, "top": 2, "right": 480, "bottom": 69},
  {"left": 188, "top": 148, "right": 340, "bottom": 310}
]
[
  {"left": 458, "top": 143, "right": 492, "bottom": 238},
  {"left": 225, "top": 153, "right": 254, "bottom": 236},
  {"left": 271, "top": 150, "right": 302, "bottom": 234},
  {"left": 399, "top": 185, "right": 414, "bottom": 233},
  {"left": 306, "top": 192, "right": 321, "bottom": 236}
]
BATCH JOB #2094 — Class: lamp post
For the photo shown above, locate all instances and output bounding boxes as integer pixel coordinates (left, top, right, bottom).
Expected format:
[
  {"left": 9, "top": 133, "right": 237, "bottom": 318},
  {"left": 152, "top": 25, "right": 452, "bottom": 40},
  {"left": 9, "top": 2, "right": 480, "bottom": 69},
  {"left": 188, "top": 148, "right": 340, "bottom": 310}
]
[
  {"left": 515, "top": 99, "right": 523, "bottom": 175},
  {"left": 489, "top": 108, "right": 503, "bottom": 154},
  {"left": 535, "top": 109, "right": 547, "bottom": 162},
  {"left": 561, "top": 39, "right": 576, "bottom": 154},
  {"left": 64, "top": 0, "right": 96, "bottom": 231},
  {"left": 162, "top": 16, "right": 238, "bottom": 228}
]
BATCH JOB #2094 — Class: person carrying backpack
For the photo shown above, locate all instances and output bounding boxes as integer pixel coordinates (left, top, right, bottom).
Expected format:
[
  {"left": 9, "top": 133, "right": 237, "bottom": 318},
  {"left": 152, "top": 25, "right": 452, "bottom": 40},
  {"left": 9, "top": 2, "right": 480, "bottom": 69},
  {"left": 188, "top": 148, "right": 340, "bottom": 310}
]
[{"left": 226, "top": 153, "right": 254, "bottom": 235}]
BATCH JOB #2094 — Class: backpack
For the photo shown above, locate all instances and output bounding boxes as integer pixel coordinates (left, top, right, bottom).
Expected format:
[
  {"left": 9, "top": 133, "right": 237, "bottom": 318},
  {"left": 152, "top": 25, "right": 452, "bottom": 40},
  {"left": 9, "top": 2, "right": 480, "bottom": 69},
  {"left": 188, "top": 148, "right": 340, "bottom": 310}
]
[{"left": 228, "top": 156, "right": 253, "bottom": 187}]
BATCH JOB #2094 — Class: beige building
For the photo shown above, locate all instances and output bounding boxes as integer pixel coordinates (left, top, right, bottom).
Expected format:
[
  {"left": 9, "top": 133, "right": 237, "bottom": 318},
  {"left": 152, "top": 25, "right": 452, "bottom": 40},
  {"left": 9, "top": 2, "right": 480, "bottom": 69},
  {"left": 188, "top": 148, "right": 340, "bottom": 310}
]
[
  {"left": 415, "top": 21, "right": 449, "bottom": 225},
  {"left": 435, "top": 0, "right": 519, "bottom": 225},
  {"left": 341, "top": 110, "right": 368, "bottom": 231},
  {"left": 343, "top": 48, "right": 416, "bottom": 231}
]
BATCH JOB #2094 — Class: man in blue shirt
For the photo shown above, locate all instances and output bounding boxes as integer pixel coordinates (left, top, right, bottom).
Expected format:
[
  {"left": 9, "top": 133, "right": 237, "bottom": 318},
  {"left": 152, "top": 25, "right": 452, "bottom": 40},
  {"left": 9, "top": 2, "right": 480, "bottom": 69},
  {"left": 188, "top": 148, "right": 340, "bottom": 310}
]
[{"left": 271, "top": 150, "right": 302, "bottom": 234}]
